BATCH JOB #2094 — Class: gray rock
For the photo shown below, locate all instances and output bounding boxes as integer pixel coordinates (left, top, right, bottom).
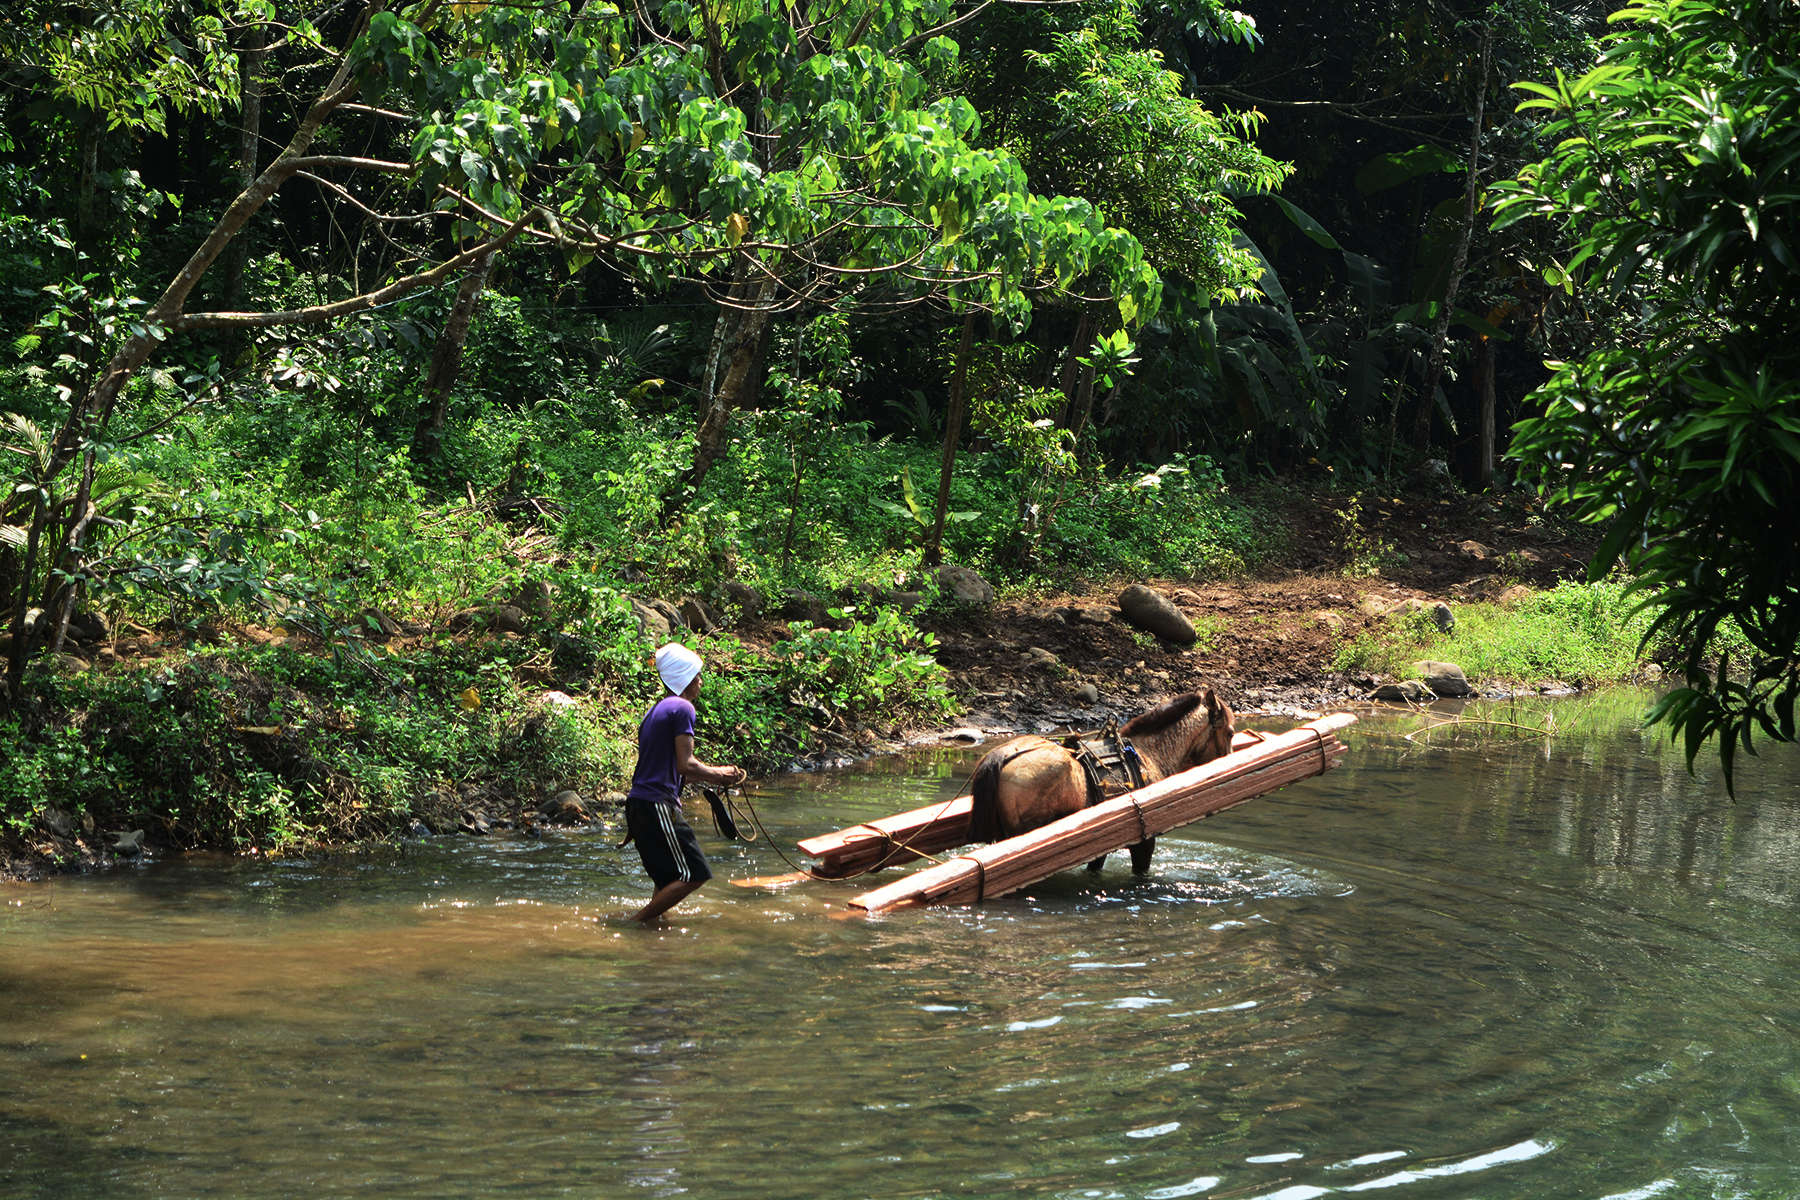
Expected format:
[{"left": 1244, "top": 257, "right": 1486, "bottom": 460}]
[
  {"left": 600, "top": 790, "right": 628, "bottom": 808},
  {"left": 1372, "top": 680, "right": 1435, "bottom": 703},
  {"left": 1068, "top": 605, "right": 1113, "bottom": 626},
  {"left": 108, "top": 829, "right": 145, "bottom": 857},
  {"left": 1074, "top": 682, "right": 1100, "bottom": 705},
  {"left": 630, "top": 598, "right": 672, "bottom": 640},
  {"left": 647, "top": 598, "right": 687, "bottom": 632},
  {"left": 934, "top": 564, "right": 994, "bottom": 604},
  {"left": 1028, "top": 605, "right": 1066, "bottom": 624},
  {"left": 1025, "top": 646, "right": 1061, "bottom": 670},
  {"left": 65, "top": 607, "right": 110, "bottom": 645},
  {"left": 942, "top": 726, "right": 985, "bottom": 743},
  {"left": 1430, "top": 602, "right": 1455, "bottom": 633},
  {"left": 1413, "top": 660, "right": 1473, "bottom": 697},
  {"left": 1316, "top": 611, "right": 1346, "bottom": 635},
  {"left": 779, "top": 588, "right": 831, "bottom": 626},
  {"left": 721, "top": 581, "right": 763, "bottom": 618},
  {"left": 1117, "top": 584, "right": 1197, "bottom": 643},
  {"left": 358, "top": 607, "right": 402, "bottom": 641},
  {"left": 512, "top": 580, "right": 554, "bottom": 619},
  {"left": 1357, "top": 595, "right": 1393, "bottom": 618},
  {"left": 538, "top": 790, "right": 590, "bottom": 825},
  {"left": 679, "top": 596, "right": 719, "bottom": 634},
  {"left": 408, "top": 820, "right": 433, "bottom": 837},
  {"left": 38, "top": 807, "right": 72, "bottom": 838},
  {"left": 489, "top": 604, "right": 529, "bottom": 635},
  {"left": 1456, "top": 540, "right": 1494, "bottom": 560}
]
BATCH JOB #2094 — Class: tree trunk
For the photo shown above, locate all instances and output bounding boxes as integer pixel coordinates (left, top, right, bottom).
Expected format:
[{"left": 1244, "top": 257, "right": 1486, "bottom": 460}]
[
  {"left": 685, "top": 278, "right": 778, "bottom": 494},
  {"left": 1057, "top": 312, "right": 1094, "bottom": 423},
  {"left": 1477, "top": 337, "right": 1497, "bottom": 487},
  {"left": 76, "top": 114, "right": 102, "bottom": 267},
  {"left": 411, "top": 249, "right": 494, "bottom": 463},
  {"left": 924, "top": 313, "right": 978, "bottom": 568},
  {"left": 220, "top": 23, "right": 266, "bottom": 317},
  {"left": 2, "top": 488, "right": 48, "bottom": 702},
  {"left": 1411, "top": 30, "right": 1490, "bottom": 454},
  {"left": 1066, "top": 312, "right": 1118, "bottom": 447}
]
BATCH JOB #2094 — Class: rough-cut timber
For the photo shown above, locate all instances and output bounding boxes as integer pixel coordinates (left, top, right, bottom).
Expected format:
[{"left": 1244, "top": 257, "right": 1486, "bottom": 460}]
[
  {"left": 798, "top": 730, "right": 1271, "bottom": 879},
  {"left": 847, "top": 713, "right": 1356, "bottom": 913}
]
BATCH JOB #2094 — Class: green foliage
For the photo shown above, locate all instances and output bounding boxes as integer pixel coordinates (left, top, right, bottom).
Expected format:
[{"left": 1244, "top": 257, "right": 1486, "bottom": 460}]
[
  {"left": 1496, "top": 0, "right": 1800, "bottom": 788},
  {"left": 772, "top": 606, "right": 956, "bottom": 723},
  {"left": 0, "top": 644, "right": 625, "bottom": 853},
  {"left": 1349, "top": 581, "right": 1653, "bottom": 687}
]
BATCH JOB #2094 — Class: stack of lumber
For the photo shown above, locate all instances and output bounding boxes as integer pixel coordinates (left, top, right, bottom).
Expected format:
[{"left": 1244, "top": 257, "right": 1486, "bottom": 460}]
[
  {"left": 798, "top": 730, "right": 1271, "bottom": 879},
  {"left": 846, "top": 712, "right": 1356, "bottom": 913},
  {"left": 796, "top": 797, "right": 974, "bottom": 879}
]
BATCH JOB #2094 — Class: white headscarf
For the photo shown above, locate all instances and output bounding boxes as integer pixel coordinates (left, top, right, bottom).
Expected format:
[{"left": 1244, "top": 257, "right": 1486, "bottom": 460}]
[{"left": 655, "top": 643, "right": 703, "bottom": 696}]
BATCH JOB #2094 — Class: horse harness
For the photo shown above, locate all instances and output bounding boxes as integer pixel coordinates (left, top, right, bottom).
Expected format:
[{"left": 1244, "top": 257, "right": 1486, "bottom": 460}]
[{"left": 1063, "top": 720, "right": 1147, "bottom": 806}]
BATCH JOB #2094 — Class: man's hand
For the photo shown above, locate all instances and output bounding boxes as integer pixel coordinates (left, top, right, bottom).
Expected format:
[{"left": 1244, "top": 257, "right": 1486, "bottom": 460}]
[{"left": 674, "top": 734, "right": 747, "bottom": 788}]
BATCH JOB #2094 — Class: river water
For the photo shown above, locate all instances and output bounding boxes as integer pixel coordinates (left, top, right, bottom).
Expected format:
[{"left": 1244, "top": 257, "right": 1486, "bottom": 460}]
[{"left": 5, "top": 692, "right": 1800, "bottom": 1199}]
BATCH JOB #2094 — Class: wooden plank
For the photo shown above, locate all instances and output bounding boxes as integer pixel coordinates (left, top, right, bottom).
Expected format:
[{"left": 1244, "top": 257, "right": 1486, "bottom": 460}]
[
  {"left": 796, "top": 797, "right": 973, "bottom": 878},
  {"left": 798, "top": 729, "right": 1274, "bottom": 878},
  {"left": 848, "top": 713, "right": 1356, "bottom": 913}
]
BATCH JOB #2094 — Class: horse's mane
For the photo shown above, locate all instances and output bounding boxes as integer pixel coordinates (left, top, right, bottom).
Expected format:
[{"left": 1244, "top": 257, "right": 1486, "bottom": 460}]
[{"left": 1121, "top": 692, "right": 1205, "bottom": 738}]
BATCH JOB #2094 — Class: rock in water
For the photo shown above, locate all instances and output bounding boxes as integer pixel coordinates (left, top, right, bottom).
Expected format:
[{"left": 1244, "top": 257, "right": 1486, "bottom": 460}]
[
  {"left": 539, "top": 791, "right": 590, "bottom": 825},
  {"left": 108, "top": 829, "right": 145, "bottom": 857},
  {"left": 934, "top": 565, "right": 994, "bottom": 604},
  {"left": 1117, "top": 585, "right": 1197, "bottom": 644},
  {"left": 1413, "top": 660, "right": 1472, "bottom": 697},
  {"left": 1371, "top": 680, "right": 1435, "bottom": 703}
]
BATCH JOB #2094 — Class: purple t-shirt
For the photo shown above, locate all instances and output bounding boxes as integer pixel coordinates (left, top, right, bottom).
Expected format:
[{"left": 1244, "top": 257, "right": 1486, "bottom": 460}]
[{"left": 627, "top": 695, "right": 697, "bottom": 806}]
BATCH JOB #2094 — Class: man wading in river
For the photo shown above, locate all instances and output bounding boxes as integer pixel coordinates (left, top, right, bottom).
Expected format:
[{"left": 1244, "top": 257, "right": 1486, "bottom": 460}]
[{"left": 623, "top": 644, "right": 747, "bottom": 923}]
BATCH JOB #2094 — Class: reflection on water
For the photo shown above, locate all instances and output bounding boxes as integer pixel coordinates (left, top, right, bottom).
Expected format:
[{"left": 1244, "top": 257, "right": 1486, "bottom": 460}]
[{"left": 5, "top": 693, "right": 1800, "bottom": 1199}]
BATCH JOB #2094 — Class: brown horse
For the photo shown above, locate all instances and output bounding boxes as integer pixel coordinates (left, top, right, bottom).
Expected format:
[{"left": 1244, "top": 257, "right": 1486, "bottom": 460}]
[{"left": 966, "top": 689, "right": 1236, "bottom": 874}]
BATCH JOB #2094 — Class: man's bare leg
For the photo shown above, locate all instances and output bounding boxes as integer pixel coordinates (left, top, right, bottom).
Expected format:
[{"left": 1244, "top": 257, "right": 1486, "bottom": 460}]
[{"left": 632, "top": 879, "right": 702, "bottom": 923}]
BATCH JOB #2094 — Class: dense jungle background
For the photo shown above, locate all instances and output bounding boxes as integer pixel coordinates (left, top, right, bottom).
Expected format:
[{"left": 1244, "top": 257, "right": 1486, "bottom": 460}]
[{"left": 0, "top": 0, "right": 1792, "bottom": 864}]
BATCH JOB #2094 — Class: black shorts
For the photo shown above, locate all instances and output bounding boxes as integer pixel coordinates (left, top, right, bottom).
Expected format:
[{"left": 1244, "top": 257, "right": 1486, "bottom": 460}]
[{"left": 626, "top": 798, "right": 713, "bottom": 890}]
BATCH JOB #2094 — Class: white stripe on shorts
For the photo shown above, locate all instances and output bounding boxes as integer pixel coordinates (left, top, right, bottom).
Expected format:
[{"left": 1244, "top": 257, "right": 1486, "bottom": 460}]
[{"left": 657, "top": 802, "right": 691, "bottom": 882}]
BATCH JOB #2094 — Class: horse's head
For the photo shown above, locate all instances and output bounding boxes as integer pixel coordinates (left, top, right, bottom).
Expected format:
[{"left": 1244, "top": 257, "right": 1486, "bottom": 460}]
[
  {"left": 1184, "top": 687, "right": 1236, "bottom": 767},
  {"left": 1121, "top": 688, "right": 1237, "bottom": 776}
]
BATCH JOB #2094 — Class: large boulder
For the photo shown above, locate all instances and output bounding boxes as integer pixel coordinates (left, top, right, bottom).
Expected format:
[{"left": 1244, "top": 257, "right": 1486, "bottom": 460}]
[
  {"left": 65, "top": 606, "right": 111, "bottom": 645},
  {"left": 1117, "top": 584, "right": 1197, "bottom": 644},
  {"left": 679, "top": 596, "right": 719, "bottom": 634},
  {"left": 647, "top": 598, "right": 688, "bottom": 633},
  {"left": 934, "top": 564, "right": 994, "bottom": 604},
  {"left": 779, "top": 588, "right": 831, "bottom": 626},
  {"left": 721, "top": 581, "right": 763, "bottom": 618},
  {"left": 1413, "top": 660, "right": 1473, "bottom": 697},
  {"left": 630, "top": 598, "right": 671, "bottom": 640},
  {"left": 511, "top": 580, "right": 555, "bottom": 620},
  {"left": 489, "top": 604, "right": 529, "bottom": 635}
]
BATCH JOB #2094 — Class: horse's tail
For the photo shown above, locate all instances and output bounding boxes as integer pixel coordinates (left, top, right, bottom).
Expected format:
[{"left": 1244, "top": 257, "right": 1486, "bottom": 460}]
[{"left": 967, "top": 747, "right": 1009, "bottom": 844}]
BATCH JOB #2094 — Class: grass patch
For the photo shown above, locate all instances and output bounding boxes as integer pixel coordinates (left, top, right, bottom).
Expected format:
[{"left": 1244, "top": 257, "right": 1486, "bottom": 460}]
[{"left": 1341, "top": 580, "right": 1654, "bottom": 687}]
